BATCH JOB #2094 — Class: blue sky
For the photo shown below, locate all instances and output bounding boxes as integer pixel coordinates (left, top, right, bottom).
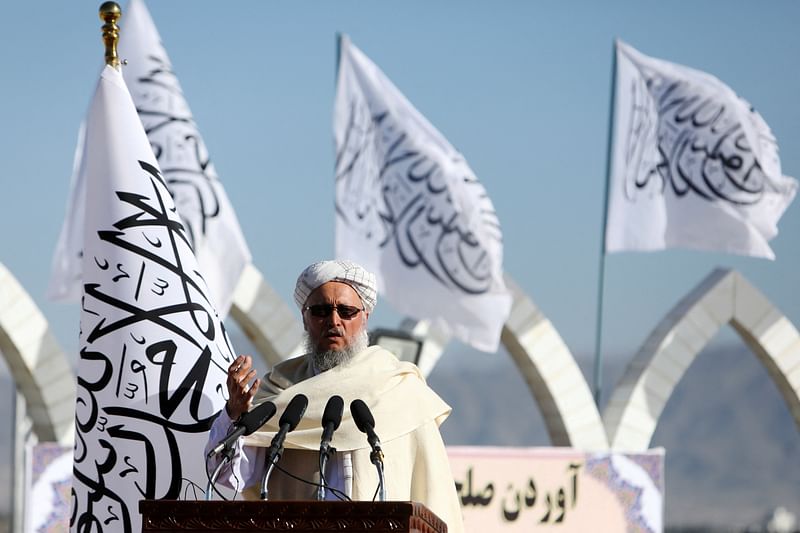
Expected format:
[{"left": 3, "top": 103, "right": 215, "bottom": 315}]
[{"left": 1, "top": 0, "right": 799, "bottom": 378}]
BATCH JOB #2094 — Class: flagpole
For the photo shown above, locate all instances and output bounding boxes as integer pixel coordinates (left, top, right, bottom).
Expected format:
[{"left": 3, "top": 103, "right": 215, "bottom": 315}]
[
  {"left": 334, "top": 32, "right": 342, "bottom": 251},
  {"left": 335, "top": 32, "right": 343, "bottom": 81},
  {"left": 99, "top": 2, "right": 122, "bottom": 69},
  {"left": 592, "top": 40, "right": 618, "bottom": 407}
]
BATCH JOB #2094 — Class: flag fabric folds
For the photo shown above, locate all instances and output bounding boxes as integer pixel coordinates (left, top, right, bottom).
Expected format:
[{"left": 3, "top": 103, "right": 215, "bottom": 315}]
[
  {"left": 71, "top": 65, "right": 230, "bottom": 533},
  {"left": 48, "top": 0, "right": 250, "bottom": 316},
  {"left": 334, "top": 35, "right": 511, "bottom": 352},
  {"left": 605, "top": 40, "right": 797, "bottom": 259}
]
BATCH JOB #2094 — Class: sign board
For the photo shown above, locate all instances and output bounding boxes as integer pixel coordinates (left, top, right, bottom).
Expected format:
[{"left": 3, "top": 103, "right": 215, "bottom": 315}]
[{"left": 448, "top": 446, "right": 664, "bottom": 532}]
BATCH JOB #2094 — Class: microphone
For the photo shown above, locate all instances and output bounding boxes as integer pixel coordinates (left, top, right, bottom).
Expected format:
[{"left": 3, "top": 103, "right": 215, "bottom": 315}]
[
  {"left": 260, "top": 394, "right": 308, "bottom": 499},
  {"left": 208, "top": 401, "right": 277, "bottom": 457},
  {"left": 350, "top": 399, "right": 381, "bottom": 452},
  {"left": 350, "top": 399, "right": 386, "bottom": 501},
  {"left": 206, "top": 401, "right": 276, "bottom": 500},
  {"left": 317, "top": 395, "right": 344, "bottom": 501},
  {"left": 320, "top": 395, "right": 344, "bottom": 453}
]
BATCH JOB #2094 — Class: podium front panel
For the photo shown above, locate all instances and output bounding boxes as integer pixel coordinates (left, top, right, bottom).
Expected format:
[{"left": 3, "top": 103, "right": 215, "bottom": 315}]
[{"left": 139, "top": 500, "right": 447, "bottom": 533}]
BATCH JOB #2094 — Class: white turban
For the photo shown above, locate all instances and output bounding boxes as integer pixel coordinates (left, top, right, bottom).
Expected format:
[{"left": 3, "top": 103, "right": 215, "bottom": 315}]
[{"left": 294, "top": 259, "right": 378, "bottom": 313}]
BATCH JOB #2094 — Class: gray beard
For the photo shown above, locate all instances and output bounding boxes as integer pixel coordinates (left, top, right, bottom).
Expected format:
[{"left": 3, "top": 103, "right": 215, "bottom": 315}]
[{"left": 305, "top": 328, "right": 370, "bottom": 372}]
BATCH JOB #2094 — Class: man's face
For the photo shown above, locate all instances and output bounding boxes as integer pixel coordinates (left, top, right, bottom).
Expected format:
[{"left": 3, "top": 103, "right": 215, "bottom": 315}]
[{"left": 303, "top": 281, "right": 368, "bottom": 354}]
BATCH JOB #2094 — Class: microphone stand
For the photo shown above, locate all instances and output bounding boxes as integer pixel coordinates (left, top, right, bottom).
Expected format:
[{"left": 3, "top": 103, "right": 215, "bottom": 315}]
[
  {"left": 260, "top": 459, "right": 278, "bottom": 500},
  {"left": 317, "top": 445, "right": 336, "bottom": 501},
  {"left": 370, "top": 447, "right": 386, "bottom": 502},
  {"left": 260, "top": 439, "right": 285, "bottom": 500},
  {"left": 205, "top": 445, "right": 236, "bottom": 501}
]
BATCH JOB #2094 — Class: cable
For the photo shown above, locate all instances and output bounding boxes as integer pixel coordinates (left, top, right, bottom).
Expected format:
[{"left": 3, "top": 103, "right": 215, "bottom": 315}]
[
  {"left": 181, "top": 478, "right": 204, "bottom": 500},
  {"left": 204, "top": 453, "right": 233, "bottom": 501},
  {"left": 273, "top": 461, "right": 352, "bottom": 502},
  {"left": 318, "top": 450, "right": 349, "bottom": 502}
]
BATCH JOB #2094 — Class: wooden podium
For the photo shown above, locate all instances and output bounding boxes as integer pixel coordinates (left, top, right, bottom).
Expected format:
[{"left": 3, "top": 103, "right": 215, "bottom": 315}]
[{"left": 139, "top": 500, "right": 447, "bottom": 533}]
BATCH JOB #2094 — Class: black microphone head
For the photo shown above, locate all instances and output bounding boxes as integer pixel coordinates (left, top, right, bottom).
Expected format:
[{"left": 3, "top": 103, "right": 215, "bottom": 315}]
[
  {"left": 322, "top": 395, "right": 344, "bottom": 431},
  {"left": 350, "top": 399, "right": 375, "bottom": 434},
  {"left": 280, "top": 394, "right": 308, "bottom": 431},
  {"left": 241, "top": 401, "right": 277, "bottom": 435}
]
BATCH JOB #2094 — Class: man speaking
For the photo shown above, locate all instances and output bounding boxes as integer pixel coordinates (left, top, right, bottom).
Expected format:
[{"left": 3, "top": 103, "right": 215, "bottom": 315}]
[{"left": 205, "top": 259, "right": 464, "bottom": 532}]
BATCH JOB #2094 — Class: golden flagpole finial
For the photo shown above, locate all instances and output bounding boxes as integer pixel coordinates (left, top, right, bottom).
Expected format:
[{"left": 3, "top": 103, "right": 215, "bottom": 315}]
[{"left": 99, "top": 2, "right": 122, "bottom": 69}]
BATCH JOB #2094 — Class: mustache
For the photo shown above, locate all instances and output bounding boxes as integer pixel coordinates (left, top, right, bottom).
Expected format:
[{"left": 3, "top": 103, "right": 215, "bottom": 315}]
[{"left": 324, "top": 327, "right": 345, "bottom": 336}]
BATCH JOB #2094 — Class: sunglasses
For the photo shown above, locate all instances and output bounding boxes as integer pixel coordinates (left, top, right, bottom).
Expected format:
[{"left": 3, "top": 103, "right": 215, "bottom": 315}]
[{"left": 304, "top": 304, "right": 364, "bottom": 320}]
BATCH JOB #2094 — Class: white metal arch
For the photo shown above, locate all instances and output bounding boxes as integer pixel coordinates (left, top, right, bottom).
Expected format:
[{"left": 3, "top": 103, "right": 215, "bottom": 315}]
[
  {"left": 0, "top": 263, "right": 75, "bottom": 445},
  {"left": 604, "top": 268, "right": 800, "bottom": 451},
  {"left": 501, "top": 275, "right": 609, "bottom": 449}
]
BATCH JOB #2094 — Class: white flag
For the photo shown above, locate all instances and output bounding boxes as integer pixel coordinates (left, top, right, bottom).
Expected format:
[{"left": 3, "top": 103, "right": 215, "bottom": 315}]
[
  {"left": 605, "top": 40, "right": 797, "bottom": 259},
  {"left": 334, "top": 35, "right": 511, "bottom": 352},
  {"left": 48, "top": 0, "right": 250, "bottom": 316},
  {"left": 71, "top": 65, "right": 230, "bottom": 532}
]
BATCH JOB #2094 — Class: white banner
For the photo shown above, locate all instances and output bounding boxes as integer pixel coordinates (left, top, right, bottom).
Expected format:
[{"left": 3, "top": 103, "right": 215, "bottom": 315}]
[
  {"left": 48, "top": 0, "right": 250, "bottom": 316},
  {"left": 605, "top": 40, "right": 797, "bottom": 259},
  {"left": 71, "top": 65, "right": 230, "bottom": 533},
  {"left": 334, "top": 35, "right": 511, "bottom": 352}
]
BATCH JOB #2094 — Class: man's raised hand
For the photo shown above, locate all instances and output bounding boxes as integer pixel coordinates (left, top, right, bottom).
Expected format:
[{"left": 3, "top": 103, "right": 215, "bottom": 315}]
[{"left": 225, "top": 355, "right": 260, "bottom": 420}]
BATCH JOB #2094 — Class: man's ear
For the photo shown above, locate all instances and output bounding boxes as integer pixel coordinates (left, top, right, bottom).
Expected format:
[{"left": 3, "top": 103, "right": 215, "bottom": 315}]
[{"left": 302, "top": 315, "right": 308, "bottom": 331}]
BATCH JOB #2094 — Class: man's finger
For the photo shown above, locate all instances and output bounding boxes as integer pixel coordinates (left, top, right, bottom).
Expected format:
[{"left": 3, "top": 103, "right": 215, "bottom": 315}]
[
  {"left": 245, "top": 378, "right": 261, "bottom": 398},
  {"left": 228, "top": 355, "right": 243, "bottom": 372}
]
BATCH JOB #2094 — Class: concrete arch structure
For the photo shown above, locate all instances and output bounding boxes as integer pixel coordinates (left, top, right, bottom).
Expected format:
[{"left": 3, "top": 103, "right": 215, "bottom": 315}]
[
  {"left": 604, "top": 268, "right": 800, "bottom": 451},
  {"left": 5, "top": 259, "right": 794, "bottom": 455},
  {"left": 501, "top": 275, "right": 609, "bottom": 449},
  {"left": 0, "top": 263, "right": 75, "bottom": 445},
  {"left": 230, "top": 263, "right": 304, "bottom": 366}
]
